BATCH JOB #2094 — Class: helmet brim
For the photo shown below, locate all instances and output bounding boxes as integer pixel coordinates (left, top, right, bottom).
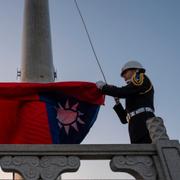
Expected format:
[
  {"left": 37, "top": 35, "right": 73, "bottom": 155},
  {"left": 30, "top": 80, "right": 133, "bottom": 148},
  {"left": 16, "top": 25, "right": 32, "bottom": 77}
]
[{"left": 121, "top": 68, "right": 145, "bottom": 77}]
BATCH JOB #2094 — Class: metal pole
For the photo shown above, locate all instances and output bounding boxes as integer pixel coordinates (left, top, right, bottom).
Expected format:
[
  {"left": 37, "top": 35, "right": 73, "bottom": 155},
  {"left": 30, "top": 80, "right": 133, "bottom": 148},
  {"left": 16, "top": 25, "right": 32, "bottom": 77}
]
[
  {"left": 14, "top": 0, "right": 55, "bottom": 179},
  {"left": 21, "top": 0, "right": 54, "bottom": 82}
]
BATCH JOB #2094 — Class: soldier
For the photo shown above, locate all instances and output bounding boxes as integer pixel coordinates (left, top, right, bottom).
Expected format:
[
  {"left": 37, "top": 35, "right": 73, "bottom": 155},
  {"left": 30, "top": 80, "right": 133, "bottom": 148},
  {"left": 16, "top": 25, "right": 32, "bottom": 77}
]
[{"left": 96, "top": 61, "right": 155, "bottom": 143}]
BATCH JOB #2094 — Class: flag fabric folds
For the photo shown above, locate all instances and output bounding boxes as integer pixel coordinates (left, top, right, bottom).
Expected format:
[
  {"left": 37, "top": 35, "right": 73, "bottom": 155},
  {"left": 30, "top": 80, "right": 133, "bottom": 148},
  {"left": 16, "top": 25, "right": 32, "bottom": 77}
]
[{"left": 0, "top": 82, "right": 104, "bottom": 144}]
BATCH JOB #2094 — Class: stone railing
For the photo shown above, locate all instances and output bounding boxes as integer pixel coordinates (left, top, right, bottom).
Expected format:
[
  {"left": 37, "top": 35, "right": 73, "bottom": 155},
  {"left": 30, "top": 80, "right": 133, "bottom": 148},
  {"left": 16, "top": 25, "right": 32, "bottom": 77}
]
[
  {"left": 0, "top": 117, "right": 179, "bottom": 180},
  {"left": 0, "top": 140, "right": 179, "bottom": 180}
]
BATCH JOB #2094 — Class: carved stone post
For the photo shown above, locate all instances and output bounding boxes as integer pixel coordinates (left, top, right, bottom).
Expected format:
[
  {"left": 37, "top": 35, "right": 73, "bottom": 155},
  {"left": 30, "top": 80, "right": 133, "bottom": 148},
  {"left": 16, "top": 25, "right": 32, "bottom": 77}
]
[
  {"left": 155, "top": 140, "right": 180, "bottom": 180},
  {"left": 146, "top": 117, "right": 169, "bottom": 143}
]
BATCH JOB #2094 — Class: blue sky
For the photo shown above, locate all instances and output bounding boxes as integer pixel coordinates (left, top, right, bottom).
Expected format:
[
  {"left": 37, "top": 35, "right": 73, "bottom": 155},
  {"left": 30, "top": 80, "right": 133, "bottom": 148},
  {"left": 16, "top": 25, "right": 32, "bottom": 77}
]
[{"left": 0, "top": 0, "right": 179, "bottom": 179}]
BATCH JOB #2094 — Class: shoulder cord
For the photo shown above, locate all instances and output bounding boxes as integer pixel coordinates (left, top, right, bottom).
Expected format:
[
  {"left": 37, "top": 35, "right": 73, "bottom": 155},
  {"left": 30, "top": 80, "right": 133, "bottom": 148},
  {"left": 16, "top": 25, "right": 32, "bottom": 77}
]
[{"left": 74, "top": 0, "right": 107, "bottom": 83}]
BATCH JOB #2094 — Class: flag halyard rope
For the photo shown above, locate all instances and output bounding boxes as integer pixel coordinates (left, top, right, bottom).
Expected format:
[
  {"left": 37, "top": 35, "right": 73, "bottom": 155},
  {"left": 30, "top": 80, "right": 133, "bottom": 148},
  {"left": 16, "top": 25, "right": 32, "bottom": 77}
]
[{"left": 74, "top": 0, "right": 107, "bottom": 83}]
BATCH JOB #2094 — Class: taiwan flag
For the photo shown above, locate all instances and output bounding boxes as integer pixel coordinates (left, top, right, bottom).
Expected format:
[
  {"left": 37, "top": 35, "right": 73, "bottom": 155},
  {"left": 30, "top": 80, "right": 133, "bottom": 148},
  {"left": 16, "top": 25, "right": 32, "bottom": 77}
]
[{"left": 0, "top": 82, "right": 104, "bottom": 144}]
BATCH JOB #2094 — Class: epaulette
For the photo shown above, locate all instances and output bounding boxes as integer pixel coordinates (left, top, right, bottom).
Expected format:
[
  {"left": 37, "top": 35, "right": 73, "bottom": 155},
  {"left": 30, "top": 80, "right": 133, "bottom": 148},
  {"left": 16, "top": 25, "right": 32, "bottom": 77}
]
[{"left": 131, "top": 72, "right": 144, "bottom": 86}]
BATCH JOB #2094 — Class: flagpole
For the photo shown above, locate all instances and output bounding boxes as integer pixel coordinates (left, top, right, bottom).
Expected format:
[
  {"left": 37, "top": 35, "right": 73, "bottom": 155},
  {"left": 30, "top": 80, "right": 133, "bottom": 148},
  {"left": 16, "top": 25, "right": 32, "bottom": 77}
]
[
  {"left": 20, "top": 0, "right": 55, "bottom": 82},
  {"left": 15, "top": 0, "right": 55, "bottom": 179}
]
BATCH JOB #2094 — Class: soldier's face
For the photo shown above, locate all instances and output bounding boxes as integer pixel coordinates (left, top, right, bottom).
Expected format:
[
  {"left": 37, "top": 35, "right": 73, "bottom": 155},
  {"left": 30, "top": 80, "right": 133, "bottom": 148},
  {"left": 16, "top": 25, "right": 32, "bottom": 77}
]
[{"left": 122, "top": 69, "right": 135, "bottom": 82}]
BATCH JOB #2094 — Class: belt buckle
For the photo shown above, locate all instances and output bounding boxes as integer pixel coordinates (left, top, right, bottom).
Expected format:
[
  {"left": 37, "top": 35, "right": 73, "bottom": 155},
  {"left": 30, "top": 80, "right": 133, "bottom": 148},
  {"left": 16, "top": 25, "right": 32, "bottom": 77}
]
[
  {"left": 136, "top": 107, "right": 149, "bottom": 114},
  {"left": 131, "top": 111, "right": 136, "bottom": 116}
]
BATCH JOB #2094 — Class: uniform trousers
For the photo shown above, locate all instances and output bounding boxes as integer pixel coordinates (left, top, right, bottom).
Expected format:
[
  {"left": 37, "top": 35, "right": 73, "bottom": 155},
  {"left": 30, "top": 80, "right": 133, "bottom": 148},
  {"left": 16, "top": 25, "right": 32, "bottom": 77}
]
[{"left": 128, "top": 112, "right": 154, "bottom": 143}]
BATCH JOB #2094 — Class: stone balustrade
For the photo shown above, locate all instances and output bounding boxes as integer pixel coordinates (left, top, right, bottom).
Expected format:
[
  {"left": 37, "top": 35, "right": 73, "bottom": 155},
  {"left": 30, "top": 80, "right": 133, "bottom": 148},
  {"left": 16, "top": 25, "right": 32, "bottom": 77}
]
[{"left": 0, "top": 140, "right": 179, "bottom": 180}]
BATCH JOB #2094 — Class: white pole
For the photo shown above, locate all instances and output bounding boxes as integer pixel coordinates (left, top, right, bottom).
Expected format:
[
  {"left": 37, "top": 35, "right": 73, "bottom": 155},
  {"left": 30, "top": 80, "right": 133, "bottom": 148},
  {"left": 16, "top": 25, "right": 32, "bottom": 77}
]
[
  {"left": 21, "top": 0, "right": 54, "bottom": 82},
  {"left": 14, "top": 0, "right": 55, "bottom": 179}
]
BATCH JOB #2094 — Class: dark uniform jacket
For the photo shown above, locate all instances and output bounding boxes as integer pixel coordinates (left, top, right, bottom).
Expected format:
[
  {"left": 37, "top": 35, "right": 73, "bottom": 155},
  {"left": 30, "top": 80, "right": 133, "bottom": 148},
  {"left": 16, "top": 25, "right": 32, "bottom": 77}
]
[{"left": 101, "top": 72, "right": 155, "bottom": 143}]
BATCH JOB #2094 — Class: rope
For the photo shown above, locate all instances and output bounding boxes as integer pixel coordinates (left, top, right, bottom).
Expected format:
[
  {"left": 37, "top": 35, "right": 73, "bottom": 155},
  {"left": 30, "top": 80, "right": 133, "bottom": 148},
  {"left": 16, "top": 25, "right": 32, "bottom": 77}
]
[{"left": 74, "top": 0, "right": 107, "bottom": 83}]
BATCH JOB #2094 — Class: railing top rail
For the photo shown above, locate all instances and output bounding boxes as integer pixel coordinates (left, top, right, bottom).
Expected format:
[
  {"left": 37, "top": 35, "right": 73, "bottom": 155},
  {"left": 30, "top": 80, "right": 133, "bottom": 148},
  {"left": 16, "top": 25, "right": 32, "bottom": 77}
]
[{"left": 0, "top": 144, "right": 156, "bottom": 159}]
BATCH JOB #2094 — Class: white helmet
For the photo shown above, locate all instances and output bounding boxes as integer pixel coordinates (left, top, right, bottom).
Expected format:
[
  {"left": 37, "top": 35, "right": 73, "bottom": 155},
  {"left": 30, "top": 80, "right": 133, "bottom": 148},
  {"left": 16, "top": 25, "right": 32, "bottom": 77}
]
[{"left": 121, "top": 60, "right": 145, "bottom": 76}]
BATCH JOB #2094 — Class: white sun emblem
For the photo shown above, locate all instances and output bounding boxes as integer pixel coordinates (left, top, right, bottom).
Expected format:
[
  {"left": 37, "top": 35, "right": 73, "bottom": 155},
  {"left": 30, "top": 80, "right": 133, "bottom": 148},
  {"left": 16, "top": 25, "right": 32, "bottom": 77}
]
[{"left": 56, "top": 99, "right": 85, "bottom": 134}]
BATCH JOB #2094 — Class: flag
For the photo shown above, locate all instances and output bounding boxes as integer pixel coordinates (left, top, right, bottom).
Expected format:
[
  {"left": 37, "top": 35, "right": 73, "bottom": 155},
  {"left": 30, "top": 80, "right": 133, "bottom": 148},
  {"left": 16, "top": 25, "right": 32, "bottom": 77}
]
[{"left": 0, "top": 82, "right": 104, "bottom": 144}]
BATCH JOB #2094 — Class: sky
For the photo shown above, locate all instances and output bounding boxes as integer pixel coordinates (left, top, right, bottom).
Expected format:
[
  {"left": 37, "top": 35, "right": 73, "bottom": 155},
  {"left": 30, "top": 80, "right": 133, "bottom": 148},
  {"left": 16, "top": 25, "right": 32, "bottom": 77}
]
[{"left": 0, "top": 0, "right": 180, "bottom": 179}]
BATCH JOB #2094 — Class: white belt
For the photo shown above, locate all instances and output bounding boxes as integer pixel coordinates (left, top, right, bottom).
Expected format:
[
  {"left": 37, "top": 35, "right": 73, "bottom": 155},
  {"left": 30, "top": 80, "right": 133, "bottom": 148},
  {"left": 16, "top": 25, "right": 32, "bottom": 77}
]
[{"left": 126, "top": 107, "right": 154, "bottom": 122}]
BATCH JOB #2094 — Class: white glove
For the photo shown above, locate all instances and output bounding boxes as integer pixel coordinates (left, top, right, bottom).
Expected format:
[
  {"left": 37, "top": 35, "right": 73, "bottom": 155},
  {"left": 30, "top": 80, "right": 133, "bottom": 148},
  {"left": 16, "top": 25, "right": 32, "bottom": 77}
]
[{"left": 96, "top": 81, "right": 106, "bottom": 89}]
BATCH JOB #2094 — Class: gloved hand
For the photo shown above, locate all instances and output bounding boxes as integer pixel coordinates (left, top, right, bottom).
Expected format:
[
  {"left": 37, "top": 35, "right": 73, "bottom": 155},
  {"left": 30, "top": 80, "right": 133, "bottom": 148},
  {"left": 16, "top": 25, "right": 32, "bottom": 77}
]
[
  {"left": 96, "top": 81, "right": 106, "bottom": 90},
  {"left": 114, "top": 97, "right": 120, "bottom": 105}
]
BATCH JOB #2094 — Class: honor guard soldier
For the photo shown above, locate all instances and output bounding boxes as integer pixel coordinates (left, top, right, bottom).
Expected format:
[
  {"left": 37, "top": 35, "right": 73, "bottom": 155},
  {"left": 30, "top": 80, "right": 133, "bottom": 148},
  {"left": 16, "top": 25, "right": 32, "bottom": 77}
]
[{"left": 96, "top": 61, "right": 155, "bottom": 143}]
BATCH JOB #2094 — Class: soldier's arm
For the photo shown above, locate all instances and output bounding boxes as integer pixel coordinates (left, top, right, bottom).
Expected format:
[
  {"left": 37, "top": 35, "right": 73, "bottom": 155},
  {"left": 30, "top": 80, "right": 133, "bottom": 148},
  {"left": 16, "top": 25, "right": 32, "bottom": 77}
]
[
  {"left": 101, "top": 74, "right": 152, "bottom": 98},
  {"left": 113, "top": 103, "right": 127, "bottom": 124}
]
